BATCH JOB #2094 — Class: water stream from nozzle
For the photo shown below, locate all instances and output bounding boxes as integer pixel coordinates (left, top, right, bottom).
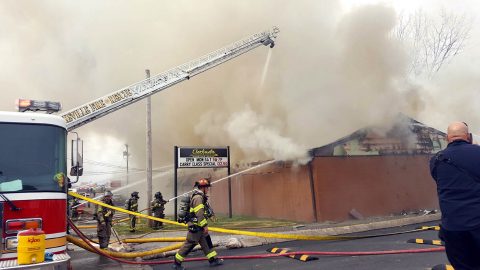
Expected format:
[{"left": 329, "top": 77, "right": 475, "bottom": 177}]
[
  {"left": 72, "top": 159, "right": 277, "bottom": 208},
  {"left": 72, "top": 165, "right": 173, "bottom": 208},
  {"left": 168, "top": 159, "right": 277, "bottom": 202},
  {"left": 259, "top": 49, "right": 273, "bottom": 93}
]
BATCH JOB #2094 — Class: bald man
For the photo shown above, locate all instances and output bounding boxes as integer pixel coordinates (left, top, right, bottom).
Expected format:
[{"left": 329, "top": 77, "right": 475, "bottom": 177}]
[{"left": 430, "top": 121, "right": 480, "bottom": 270}]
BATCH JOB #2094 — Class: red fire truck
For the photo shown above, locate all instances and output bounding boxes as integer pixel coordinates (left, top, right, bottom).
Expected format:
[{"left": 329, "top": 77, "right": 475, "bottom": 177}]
[
  {"left": 0, "top": 26, "right": 278, "bottom": 269},
  {"left": 0, "top": 111, "right": 71, "bottom": 269}
]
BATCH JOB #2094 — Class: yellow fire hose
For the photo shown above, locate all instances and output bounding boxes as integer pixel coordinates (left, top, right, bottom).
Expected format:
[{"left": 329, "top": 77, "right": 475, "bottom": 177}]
[
  {"left": 71, "top": 234, "right": 185, "bottom": 245},
  {"left": 70, "top": 192, "right": 436, "bottom": 241},
  {"left": 122, "top": 237, "right": 186, "bottom": 243},
  {"left": 69, "top": 191, "right": 356, "bottom": 241},
  {"left": 76, "top": 225, "right": 96, "bottom": 229},
  {"left": 76, "top": 217, "right": 131, "bottom": 229},
  {"left": 76, "top": 206, "right": 158, "bottom": 229},
  {"left": 67, "top": 235, "right": 183, "bottom": 259}
]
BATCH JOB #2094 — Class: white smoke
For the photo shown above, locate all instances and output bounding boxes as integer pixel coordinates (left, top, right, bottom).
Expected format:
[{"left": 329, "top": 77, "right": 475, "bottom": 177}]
[
  {"left": 1, "top": 0, "right": 480, "bottom": 188},
  {"left": 225, "top": 104, "right": 308, "bottom": 162}
]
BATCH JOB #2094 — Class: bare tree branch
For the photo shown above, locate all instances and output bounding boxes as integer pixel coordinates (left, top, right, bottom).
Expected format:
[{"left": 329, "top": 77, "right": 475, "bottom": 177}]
[{"left": 394, "top": 9, "right": 472, "bottom": 77}]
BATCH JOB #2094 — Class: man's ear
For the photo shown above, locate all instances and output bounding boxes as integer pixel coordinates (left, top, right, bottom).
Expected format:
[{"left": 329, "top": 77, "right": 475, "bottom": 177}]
[{"left": 446, "top": 134, "right": 452, "bottom": 143}]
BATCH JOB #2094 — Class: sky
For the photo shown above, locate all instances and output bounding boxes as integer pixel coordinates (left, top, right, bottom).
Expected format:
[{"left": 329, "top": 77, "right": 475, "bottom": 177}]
[{"left": 1, "top": 0, "right": 480, "bottom": 198}]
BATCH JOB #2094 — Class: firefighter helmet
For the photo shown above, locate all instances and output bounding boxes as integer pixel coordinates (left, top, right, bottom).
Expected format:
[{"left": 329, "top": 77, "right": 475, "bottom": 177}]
[
  {"left": 131, "top": 191, "right": 139, "bottom": 198},
  {"left": 194, "top": 178, "right": 211, "bottom": 188},
  {"left": 104, "top": 190, "right": 113, "bottom": 197},
  {"left": 154, "top": 192, "right": 162, "bottom": 199}
]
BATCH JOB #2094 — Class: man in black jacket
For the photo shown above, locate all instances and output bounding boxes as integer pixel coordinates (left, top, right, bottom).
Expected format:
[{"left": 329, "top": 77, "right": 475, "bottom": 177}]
[{"left": 430, "top": 121, "right": 480, "bottom": 270}]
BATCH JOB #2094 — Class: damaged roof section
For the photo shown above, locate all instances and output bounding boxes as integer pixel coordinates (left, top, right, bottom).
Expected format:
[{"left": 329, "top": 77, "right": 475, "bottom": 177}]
[{"left": 311, "top": 114, "right": 447, "bottom": 157}]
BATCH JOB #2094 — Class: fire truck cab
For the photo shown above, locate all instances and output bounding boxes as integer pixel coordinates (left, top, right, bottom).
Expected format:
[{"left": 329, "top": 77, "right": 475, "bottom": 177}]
[{"left": 0, "top": 111, "right": 70, "bottom": 269}]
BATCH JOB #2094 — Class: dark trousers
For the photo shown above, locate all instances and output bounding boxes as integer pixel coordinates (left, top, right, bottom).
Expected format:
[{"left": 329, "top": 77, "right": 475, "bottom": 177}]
[
  {"left": 175, "top": 229, "right": 216, "bottom": 264},
  {"left": 153, "top": 212, "right": 165, "bottom": 229},
  {"left": 440, "top": 226, "right": 480, "bottom": 270},
  {"left": 97, "top": 221, "right": 112, "bottom": 249},
  {"left": 129, "top": 215, "right": 137, "bottom": 231}
]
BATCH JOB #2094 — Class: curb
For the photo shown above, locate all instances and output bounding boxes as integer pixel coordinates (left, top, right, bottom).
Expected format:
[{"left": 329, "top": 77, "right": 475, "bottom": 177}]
[{"left": 223, "top": 213, "right": 441, "bottom": 248}]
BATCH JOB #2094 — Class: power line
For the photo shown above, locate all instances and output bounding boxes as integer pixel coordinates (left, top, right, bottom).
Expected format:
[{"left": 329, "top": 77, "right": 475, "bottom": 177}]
[
  {"left": 83, "top": 158, "right": 143, "bottom": 171},
  {"left": 68, "top": 157, "right": 172, "bottom": 172},
  {"left": 81, "top": 170, "right": 148, "bottom": 176}
]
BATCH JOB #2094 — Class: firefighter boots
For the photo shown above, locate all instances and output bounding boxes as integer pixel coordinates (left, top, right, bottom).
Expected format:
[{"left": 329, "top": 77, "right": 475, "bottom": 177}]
[{"left": 209, "top": 258, "right": 224, "bottom": 267}]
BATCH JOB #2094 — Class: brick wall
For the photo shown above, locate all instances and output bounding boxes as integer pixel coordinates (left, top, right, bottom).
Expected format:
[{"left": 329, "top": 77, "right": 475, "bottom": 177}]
[{"left": 210, "top": 155, "right": 438, "bottom": 223}]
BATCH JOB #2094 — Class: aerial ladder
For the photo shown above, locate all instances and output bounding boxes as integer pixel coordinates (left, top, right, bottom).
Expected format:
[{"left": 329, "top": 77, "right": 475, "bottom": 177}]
[{"left": 61, "top": 26, "right": 279, "bottom": 131}]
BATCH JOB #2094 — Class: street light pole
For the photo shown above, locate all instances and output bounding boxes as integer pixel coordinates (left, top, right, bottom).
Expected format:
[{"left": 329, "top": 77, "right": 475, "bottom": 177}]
[
  {"left": 123, "top": 144, "right": 130, "bottom": 185},
  {"left": 146, "top": 69, "right": 153, "bottom": 227}
]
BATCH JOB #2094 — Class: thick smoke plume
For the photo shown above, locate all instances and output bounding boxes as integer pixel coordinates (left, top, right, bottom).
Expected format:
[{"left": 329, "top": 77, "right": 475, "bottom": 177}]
[{"left": 1, "top": 1, "right": 479, "bottom": 202}]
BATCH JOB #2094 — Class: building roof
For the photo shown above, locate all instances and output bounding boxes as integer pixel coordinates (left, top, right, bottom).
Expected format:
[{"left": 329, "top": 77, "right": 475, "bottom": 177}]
[{"left": 310, "top": 114, "right": 447, "bottom": 157}]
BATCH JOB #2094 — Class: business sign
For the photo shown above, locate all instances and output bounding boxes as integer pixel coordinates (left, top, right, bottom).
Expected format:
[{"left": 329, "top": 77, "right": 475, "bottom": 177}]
[{"left": 177, "top": 147, "right": 229, "bottom": 168}]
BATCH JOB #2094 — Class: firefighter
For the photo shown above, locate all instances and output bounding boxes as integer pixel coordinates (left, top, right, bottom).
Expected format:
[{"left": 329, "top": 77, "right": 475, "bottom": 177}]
[
  {"left": 97, "top": 190, "right": 114, "bottom": 249},
  {"left": 173, "top": 179, "right": 223, "bottom": 270},
  {"left": 151, "top": 191, "right": 168, "bottom": 230},
  {"left": 67, "top": 196, "right": 74, "bottom": 219},
  {"left": 125, "top": 191, "right": 139, "bottom": 232},
  {"left": 71, "top": 198, "right": 80, "bottom": 219}
]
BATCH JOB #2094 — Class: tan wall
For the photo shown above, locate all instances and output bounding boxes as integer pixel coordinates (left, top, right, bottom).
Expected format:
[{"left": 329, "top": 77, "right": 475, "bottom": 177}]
[
  {"left": 210, "top": 163, "right": 316, "bottom": 222},
  {"left": 312, "top": 155, "right": 438, "bottom": 221},
  {"left": 210, "top": 155, "right": 439, "bottom": 223}
]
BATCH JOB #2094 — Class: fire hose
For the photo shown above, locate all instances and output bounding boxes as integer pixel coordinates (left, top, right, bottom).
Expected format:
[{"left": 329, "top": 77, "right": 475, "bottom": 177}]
[
  {"left": 69, "top": 192, "right": 435, "bottom": 241},
  {"left": 76, "top": 206, "right": 151, "bottom": 229},
  {"left": 68, "top": 218, "right": 180, "bottom": 263},
  {"left": 68, "top": 218, "right": 445, "bottom": 266},
  {"left": 67, "top": 192, "right": 447, "bottom": 266},
  {"left": 67, "top": 234, "right": 182, "bottom": 259},
  {"left": 122, "top": 237, "right": 186, "bottom": 243},
  {"left": 76, "top": 218, "right": 130, "bottom": 229}
]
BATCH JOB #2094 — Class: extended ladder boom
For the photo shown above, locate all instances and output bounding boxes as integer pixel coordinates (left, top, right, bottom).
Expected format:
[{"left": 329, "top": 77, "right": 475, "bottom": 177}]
[{"left": 62, "top": 26, "right": 279, "bottom": 131}]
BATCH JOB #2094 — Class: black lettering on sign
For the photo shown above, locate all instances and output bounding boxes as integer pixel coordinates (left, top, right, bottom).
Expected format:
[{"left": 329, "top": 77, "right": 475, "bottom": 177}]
[{"left": 179, "top": 148, "right": 228, "bottom": 158}]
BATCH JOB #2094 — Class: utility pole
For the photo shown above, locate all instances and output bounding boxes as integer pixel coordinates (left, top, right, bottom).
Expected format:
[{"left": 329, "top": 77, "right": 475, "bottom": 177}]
[
  {"left": 123, "top": 144, "right": 130, "bottom": 185},
  {"left": 146, "top": 69, "right": 153, "bottom": 227}
]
